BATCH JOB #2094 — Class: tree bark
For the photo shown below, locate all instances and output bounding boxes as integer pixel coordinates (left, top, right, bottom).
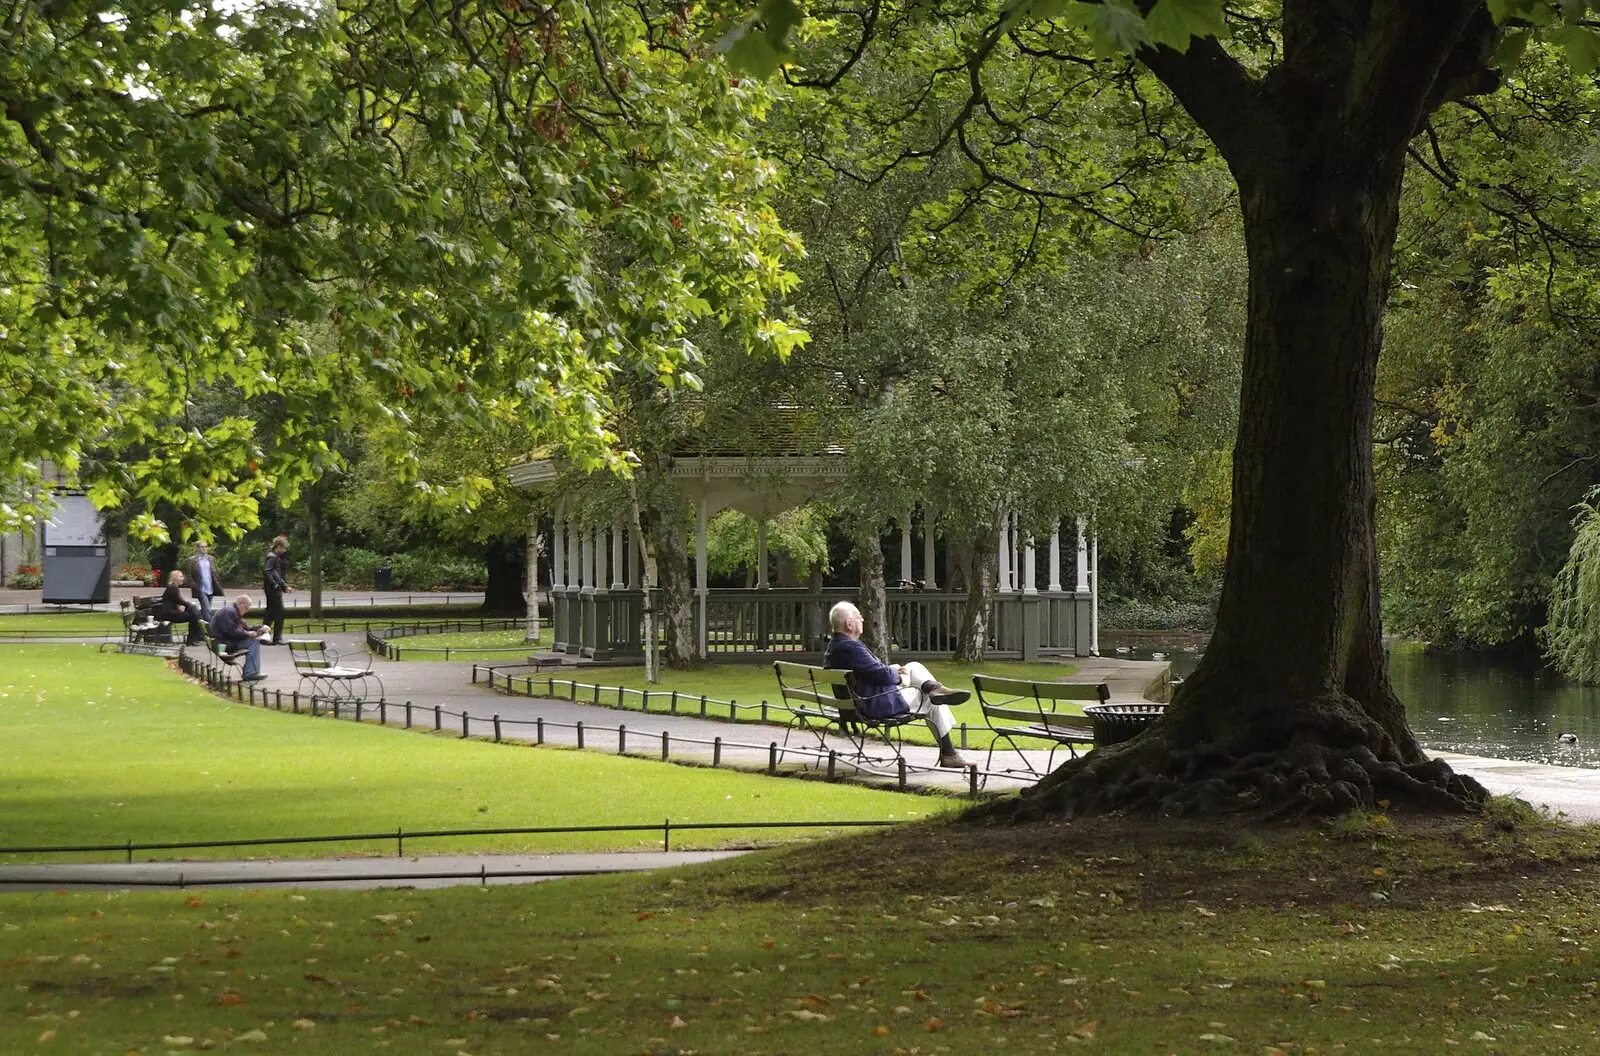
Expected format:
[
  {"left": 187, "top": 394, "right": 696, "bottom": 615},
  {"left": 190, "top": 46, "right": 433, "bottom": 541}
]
[
  {"left": 854, "top": 522, "right": 890, "bottom": 659},
  {"left": 307, "top": 485, "right": 323, "bottom": 620},
  {"left": 650, "top": 494, "right": 699, "bottom": 668},
  {"left": 1021, "top": 10, "right": 1496, "bottom": 818},
  {"left": 954, "top": 522, "right": 998, "bottom": 662},
  {"left": 480, "top": 536, "right": 526, "bottom": 616},
  {"left": 629, "top": 481, "right": 660, "bottom": 683}
]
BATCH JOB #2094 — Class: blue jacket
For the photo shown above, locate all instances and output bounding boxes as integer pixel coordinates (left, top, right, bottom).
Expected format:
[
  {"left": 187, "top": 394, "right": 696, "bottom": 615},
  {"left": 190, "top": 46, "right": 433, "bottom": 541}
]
[
  {"left": 209, "top": 605, "right": 253, "bottom": 644},
  {"left": 822, "top": 634, "right": 906, "bottom": 719}
]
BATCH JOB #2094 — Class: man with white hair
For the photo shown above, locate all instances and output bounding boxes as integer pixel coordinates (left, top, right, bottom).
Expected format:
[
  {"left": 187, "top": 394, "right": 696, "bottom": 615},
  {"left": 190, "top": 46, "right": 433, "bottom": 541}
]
[
  {"left": 823, "top": 600, "right": 971, "bottom": 768},
  {"left": 208, "top": 594, "right": 268, "bottom": 682}
]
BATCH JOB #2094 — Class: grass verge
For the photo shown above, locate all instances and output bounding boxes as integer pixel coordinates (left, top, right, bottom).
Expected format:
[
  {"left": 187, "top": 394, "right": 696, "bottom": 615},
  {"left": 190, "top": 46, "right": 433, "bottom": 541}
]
[
  {"left": 3, "top": 801, "right": 1597, "bottom": 1054},
  {"left": 386, "top": 628, "right": 551, "bottom": 661},
  {"left": 0, "top": 646, "right": 950, "bottom": 860}
]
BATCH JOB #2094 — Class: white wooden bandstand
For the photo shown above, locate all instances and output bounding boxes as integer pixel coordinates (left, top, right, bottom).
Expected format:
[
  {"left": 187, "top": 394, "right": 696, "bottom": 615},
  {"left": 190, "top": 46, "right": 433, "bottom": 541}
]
[{"left": 508, "top": 455, "right": 1099, "bottom": 663}]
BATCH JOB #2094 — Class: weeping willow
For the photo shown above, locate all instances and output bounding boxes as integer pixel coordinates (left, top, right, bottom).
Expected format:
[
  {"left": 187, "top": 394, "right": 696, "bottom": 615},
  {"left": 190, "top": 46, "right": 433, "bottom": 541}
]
[{"left": 1542, "top": 488, "right": 1600, "bottom": 683}]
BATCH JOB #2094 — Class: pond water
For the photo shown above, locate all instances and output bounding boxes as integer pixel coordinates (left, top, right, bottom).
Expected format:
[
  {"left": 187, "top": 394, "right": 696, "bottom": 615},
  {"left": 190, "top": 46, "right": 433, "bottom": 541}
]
[{"left": 1100, "top": 635, "right": 1600, "bottom": 770}]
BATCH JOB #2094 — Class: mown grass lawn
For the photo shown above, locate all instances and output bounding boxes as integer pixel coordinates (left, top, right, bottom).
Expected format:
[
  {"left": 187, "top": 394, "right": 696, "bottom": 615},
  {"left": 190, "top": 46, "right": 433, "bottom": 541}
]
[
  {"left": 511, "top": 659, "right": 1088, "bottom": 749},
  {"left": 0, "top": 646, "right": 951, "bottom": 860},
  {"left": 2, "top": 802, "right": 1596, "bottom": 1054},
  {"left": 0, "top": 612, "right": 125, "bottom": 635},
  {"left": 387, "top": 627, "right": 551, "bottom": 661}
]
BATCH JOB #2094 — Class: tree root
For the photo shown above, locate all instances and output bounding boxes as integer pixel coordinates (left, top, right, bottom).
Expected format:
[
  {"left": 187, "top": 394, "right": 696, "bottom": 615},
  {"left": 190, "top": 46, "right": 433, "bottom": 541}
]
[{"left": 1008, "top": 698, "right": 1489, "bottom": 822}]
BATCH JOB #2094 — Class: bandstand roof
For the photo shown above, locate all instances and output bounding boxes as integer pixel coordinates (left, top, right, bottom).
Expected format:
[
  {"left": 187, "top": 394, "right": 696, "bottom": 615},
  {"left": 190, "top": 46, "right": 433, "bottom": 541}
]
[{"left": 506, "top": 399, "right": 849, "bottom": 520}]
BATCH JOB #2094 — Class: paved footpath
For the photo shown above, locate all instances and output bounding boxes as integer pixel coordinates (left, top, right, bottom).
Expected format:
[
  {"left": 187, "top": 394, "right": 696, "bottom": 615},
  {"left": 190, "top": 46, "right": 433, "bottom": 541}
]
[{"left": 0, "top": 851, "right": 745, "bottom": 892}]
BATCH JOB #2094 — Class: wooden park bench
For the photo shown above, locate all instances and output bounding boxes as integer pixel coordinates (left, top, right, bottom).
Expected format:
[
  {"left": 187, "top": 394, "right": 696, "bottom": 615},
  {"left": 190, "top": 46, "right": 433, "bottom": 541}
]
[
  {"left": 972, "top": 675, "right": 1108, "bottom": 778},
  {"left": 289, "top": 640, "right": 384, "bottom": 702},
  {"left": 773, "top": 660, "right": 921, "bottom": 771}
]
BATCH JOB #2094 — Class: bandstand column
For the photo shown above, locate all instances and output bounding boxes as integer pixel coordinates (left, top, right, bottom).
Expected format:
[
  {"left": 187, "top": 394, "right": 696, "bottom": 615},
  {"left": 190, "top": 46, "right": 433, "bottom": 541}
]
[
  {"left": 1075, "top": 517, "right": 1090, "bottom": 592},
  {"left": 899, "top": 510, "right": 914, "bottom": 586},
  {"left": 996, "top": 512, "right": 1012, "bottom": 592},
  {"left": 1048, "top": 521, "right": 1063, "bottom": 592},
  {"left": 1023, "top": 535, "right": 1038, "bottom": 594},
  {"left": 922, "top": 507, "right": 937, "bottom": 590},
  {"left": 580, "top": 526, "right": 593, "bottom": 590},
  {"left": 610, "top": 521, "right": 624, "bottom": 590},
  {"left": 1090, "top": 525, "right": 1100, "bottom": 655},
  {"left": 552, "top": 501, "right": 566, "bottom": 590}
]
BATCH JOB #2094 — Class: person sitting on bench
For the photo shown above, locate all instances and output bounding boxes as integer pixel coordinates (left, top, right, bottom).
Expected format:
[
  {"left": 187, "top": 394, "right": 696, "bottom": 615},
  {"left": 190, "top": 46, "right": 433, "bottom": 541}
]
[
  {"left": 823, "top": 600, "right": 971, "bottom": 769},
  {"left": 209, "top": 594, "right": 269, "bottom": 682},
  {"left": 157, "top": 570, "right": 206, "bottom": 646}
]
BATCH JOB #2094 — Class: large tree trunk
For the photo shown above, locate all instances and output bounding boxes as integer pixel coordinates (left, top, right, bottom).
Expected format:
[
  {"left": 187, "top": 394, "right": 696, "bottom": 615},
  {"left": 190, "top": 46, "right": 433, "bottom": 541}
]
[
  {"left": 954, "top": 522, "right": 998, "bottom": 662},
  {"left": 307, "top": 485, "right": 324, "bottom": 619},
  {"left": 480, "top": 537, "right": 526, "bottom": 616},
  {"left": 1022, "top": 26, "right": 1495, "bottom": 816},
  {"left": 651, "top": 495, "right": 699, "bottom": 669},
  {"left": 629, "top": 483, "right": 661, "bottom": 683}
]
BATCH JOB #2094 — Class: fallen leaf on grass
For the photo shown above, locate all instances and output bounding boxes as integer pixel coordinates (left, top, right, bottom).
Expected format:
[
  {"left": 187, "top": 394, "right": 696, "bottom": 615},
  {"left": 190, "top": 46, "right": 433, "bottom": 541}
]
[
  {"left": 669, "top": 1015, "right": 688, "bottom": 1029},
  {"left": 292, "top": 1019, "right": 315, "bottom": 1030},
  {"left": 786, "top": 1009, "right": 832, "bottom": 1022},
  {"left": 37, "top": 1030, "right": 56, "bottom": 1043},
  {"left": 234, "top": 1030, "right": 268, "bottom": 1043},
  {"left": 924, "top": 1016, "right": 946, "bottom": 1032},
  {"left": 1199, "top": 1033, "right": 1235, "bottom": 1043},
  {"left": 873, "top": 1025, "right": 890, "bottom": 1036},
  {"left": 1071, "top": 1020, "right": 1101, "bottom": 1039}
]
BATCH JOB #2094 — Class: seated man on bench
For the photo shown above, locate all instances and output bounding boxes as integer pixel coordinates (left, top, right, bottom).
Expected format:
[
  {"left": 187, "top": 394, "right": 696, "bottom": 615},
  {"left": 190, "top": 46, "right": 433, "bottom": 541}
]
[
  {"left": 208, "top": 594, "right": 269, "bottom": 682},
  {"left": 823, "top": 600, "right": 971, "bottom": 769}
]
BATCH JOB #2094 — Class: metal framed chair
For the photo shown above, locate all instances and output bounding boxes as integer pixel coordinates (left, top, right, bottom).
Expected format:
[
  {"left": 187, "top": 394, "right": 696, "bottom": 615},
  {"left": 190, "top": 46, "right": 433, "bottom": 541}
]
[
  {"left": 774, "top": 660, "right": 920, "bottom": 771},
  {"left": 290, "top": 640, "right": 384, "bottom": 703},
  {"left": 973, "top": 675, "right": 1106, "bottom": 779}
]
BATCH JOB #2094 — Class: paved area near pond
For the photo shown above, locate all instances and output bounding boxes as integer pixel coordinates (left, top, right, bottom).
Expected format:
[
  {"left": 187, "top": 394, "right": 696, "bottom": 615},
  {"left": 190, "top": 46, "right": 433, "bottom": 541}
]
[{"left": 0, "top": 851, "right": 747, "bottom": 892}]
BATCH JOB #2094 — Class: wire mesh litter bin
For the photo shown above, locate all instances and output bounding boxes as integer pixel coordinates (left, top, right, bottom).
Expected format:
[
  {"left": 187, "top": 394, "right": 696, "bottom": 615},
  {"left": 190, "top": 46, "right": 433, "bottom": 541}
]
[{"left": 1082, "top": 703, "right": 1167, "bottom": 747}]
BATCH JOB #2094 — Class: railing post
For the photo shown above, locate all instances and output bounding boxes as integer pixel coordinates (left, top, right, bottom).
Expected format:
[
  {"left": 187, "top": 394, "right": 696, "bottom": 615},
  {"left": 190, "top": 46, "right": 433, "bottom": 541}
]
[
  {"left": 396, "top": 826, "right": 403, "bottom": 858},
  {"left": 960, "top": 723, "right": 969, "bottom": 750},
  {"left": 641, "top": 690, "right": 648, "bottom": 713},
  {"left": 293, "top": 691, "right": 300, "bottom": 714},
  {"left": 700, "top": 694, "right": 707, "bottom": 717},
  {"left": 761, "top": 699, "right": 768, "bottom": 722},
  {"left": 311, "top": 698, "right": 320, "bottom": 718},
  {"left": 405, "top": 701, "right": 413, "bottom": 728},
  {"left": 379, "top": 701, "right": 386, "bottom": 725},
  {"left": 713, "top": 737, "right": 722, "bottom": 767},
  {"left": 768, "top": 742, "right": 778, "bottom": 774},
  {"left": 827, "top": 750, "right": 837, "bottom": 782},
  {"left": 536, "top": 716, "right": 545, "bottom": 744},
  {"left": 355, "top": 701, "right": 363, "bottom": 723},
  {"left": 576, "top": 721, "right": 585, "bottom": 749},
  {"left": 663, "top": 818, "right": 671, "bottom": 853},
  {"left": 493, "top": 714, "right": 502, "bottom": 742},
  {"left": 618, "top": 724, "right": 627, "bottom": 755},
  {"left": 332, "top": 699, "right": 341, "bottom": 720},
  {"left": 661, "top": 730, "right": 670, "bottom": 760},
  {"left": 462, "top": 712, "right": 470, "bottom": 738},
  {"left": 275, "top": 689, "right": 282, "bottom": 710},
  {"left": 671, "top": 690, "right": 679, "bottom": 715},
  {"left": 969, "top": 763, "right": 979, "bottom": 797},
  {"left": 434, "top": 705, "right": 442, "bottom": 731},
  {"left": 898, "top": 756, "right": 907, "bottom": 790}
]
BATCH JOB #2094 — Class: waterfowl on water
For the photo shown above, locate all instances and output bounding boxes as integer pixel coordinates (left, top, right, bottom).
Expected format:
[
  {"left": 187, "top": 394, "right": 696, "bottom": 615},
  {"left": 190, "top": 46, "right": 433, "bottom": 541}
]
[{"left": 1559, "top": 732, "right": 1579, "bottom": 746}]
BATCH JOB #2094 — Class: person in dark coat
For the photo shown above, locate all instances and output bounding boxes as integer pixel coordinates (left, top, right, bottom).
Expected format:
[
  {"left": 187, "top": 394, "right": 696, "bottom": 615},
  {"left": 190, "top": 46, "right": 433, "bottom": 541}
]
[
  {"left": 822, "top": 600, "right": 971, "bottom": 768},
  {"left": 155, "top": 570, "right": 205, "bottom": 645},
  {"left": 209, "top": 595, "right": 267, "bottom": 680},
  {"left": 262, "top": 535, "right": 292, "bottom": 645}
]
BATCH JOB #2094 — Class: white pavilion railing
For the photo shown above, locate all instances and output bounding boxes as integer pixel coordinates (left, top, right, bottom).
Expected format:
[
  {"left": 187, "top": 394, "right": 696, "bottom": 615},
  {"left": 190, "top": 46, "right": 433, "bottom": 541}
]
[{"left": 550, "top": 587, "right": 1093, "bottom": 661}]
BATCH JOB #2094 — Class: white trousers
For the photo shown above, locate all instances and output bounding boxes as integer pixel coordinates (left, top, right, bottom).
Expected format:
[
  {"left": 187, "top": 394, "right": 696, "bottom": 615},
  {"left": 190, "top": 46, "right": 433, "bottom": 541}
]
[{"left": 895, "top": 660, "right": 956, "bottom": 739}]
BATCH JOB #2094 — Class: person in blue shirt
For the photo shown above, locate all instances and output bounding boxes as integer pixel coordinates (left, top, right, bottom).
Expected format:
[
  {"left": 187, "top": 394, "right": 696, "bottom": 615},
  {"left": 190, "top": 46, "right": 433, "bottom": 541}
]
[
  {"left": 209, "top": 595, "right": 268, "bottom": 681},
  {"left": 822, "top": 600, "right": 971, "bottom": 768},
  {"left": 185, "top": 541, "right": 224, "bottom": 621}
]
